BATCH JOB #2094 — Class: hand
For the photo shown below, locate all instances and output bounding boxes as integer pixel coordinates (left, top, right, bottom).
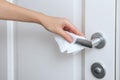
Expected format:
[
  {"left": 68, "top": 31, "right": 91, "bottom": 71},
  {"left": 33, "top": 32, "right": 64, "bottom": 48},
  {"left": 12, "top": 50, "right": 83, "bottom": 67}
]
[{"left": 40, "top": 16, "right": 84, "bottom": 43}]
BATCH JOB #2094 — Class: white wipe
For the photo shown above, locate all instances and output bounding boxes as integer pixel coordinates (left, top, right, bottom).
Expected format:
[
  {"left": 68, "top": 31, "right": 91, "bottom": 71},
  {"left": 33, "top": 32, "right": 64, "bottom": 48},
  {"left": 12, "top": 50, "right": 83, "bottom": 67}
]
[{"left": 55, "top": 32, "right": 86, "bottom": 54}]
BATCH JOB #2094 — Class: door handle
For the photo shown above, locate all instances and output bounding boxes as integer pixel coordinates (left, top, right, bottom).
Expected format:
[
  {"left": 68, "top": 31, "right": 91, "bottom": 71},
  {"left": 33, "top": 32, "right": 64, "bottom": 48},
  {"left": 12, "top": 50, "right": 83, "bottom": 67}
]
[{"left": 75, "top": 33, "right": 106, "bottom": 49}]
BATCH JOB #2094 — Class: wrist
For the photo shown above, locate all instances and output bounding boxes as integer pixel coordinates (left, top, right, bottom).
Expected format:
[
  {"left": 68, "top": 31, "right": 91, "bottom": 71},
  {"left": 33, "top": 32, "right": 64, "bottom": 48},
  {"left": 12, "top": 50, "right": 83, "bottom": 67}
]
[
  {"left": 37, "top": 14, "right": 54, "bottom": 31},
  {"left": 35, "top": 13, "right": 49, "bottom": 26}
]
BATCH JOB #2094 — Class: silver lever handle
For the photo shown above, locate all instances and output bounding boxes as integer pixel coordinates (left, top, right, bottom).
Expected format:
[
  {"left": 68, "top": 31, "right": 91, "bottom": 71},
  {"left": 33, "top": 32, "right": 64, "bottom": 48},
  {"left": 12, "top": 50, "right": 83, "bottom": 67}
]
[{"left": 75, "top": 33, "right": 106, "bottom": 49}]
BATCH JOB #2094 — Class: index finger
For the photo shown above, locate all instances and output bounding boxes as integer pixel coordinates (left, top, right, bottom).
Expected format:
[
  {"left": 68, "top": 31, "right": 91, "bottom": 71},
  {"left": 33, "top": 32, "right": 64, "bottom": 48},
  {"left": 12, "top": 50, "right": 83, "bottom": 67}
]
[{"left": 66, "top": 21, "right": 84, "bottom": 36}]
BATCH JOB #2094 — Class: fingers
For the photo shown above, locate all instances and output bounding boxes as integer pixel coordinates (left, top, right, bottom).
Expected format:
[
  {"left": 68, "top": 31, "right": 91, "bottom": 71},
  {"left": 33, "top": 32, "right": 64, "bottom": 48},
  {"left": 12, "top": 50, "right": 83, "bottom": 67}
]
[
  {"left": 57, "top": 29, "right": 73, "bottom": 43},
  {"left": 65, "top": 20, "right": 84, "bottom": 36},
  {"left": 71, "top": 27, "right": 85, "bottom": 36},
  {"left": 56, "top": 19, "right": 85, "bottom": 43}
]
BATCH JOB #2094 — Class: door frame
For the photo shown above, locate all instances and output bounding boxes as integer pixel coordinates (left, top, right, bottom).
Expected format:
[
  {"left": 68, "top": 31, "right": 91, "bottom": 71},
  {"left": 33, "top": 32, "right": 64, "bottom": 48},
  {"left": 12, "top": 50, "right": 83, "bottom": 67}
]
[
  {"left": 6, "top": 0, "right": 15, "bottom": 80},
  {"left": 116, "top": 0, "right": 120, "bottom": 79}
]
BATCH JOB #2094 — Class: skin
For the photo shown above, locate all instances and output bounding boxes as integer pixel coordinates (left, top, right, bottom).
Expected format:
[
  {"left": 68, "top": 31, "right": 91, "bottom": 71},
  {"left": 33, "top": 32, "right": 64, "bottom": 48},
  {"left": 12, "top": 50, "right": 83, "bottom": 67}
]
[{"left": 0, "top": 0, "right": 84, "bottom": 43}]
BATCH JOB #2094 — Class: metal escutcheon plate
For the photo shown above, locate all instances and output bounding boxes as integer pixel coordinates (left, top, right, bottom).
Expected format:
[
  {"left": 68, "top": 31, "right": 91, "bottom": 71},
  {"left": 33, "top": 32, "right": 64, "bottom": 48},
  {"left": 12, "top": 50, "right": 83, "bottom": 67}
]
[
  {"left": 91, "top": 63, "right": 106, "bottom": 79},
  {"left": 91, "top": 33, "right": 106, "bottom": 49}
]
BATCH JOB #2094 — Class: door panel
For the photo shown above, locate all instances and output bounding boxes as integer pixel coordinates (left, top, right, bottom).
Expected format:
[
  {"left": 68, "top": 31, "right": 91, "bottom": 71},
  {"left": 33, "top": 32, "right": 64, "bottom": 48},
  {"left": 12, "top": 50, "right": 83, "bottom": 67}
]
[
  {"left": 85, "top": 0, "right": 115, "bottom": 80},
  {"left": 0, "top": 21, "right": 3, "bottom": 80},
  {"left": 0, "top": 21, "right": 7, "bottom": 80},
  {"left": 15, "top": 0, "right": 83, "bottom": 80}
]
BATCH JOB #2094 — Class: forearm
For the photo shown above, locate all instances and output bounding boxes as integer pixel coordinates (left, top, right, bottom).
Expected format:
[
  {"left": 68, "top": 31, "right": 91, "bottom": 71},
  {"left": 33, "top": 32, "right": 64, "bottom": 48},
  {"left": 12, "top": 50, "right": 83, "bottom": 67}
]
[{"left": 0, "top": 0, "right": 46, "bottom": 24}]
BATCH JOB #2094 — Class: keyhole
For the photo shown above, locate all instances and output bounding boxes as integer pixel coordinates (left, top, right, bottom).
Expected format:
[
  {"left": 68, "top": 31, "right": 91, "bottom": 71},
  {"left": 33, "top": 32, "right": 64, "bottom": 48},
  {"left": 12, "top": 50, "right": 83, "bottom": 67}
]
[
  {"left": 94, "top": 67, "right": 102, "bottom": 74},
  {"left": 91, "top": 63, "right": 106, "bottom": 79}
]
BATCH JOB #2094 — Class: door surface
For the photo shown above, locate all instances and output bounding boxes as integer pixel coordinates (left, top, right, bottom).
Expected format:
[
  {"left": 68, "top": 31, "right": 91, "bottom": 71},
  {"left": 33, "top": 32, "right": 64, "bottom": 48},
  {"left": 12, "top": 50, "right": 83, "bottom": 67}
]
[
  {"left": 85, "top": 0, "right": 116, "bottom": 80},
  {"left": 0, "top": 20, "right": 7, "bottom": 80},
  {"left": 14, "top": 0, "right": 83, "bottom": 80},
  {"left": 1, "top": 0, "right": 117, "bottom": 80}
]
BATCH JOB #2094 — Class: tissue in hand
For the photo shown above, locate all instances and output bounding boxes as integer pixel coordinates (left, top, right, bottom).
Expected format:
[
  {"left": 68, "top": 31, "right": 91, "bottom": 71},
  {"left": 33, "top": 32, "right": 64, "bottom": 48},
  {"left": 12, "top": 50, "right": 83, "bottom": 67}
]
[{"left": 55, "top": 32, "right": 86, "bottom": 54}]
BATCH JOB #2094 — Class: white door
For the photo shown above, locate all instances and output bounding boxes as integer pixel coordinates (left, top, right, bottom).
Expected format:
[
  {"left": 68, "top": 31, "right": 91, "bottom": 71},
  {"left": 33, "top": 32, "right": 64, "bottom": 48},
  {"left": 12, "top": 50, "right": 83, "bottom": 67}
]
[{"left": 1, "top": 0, "right": 117, "bottom": 80}]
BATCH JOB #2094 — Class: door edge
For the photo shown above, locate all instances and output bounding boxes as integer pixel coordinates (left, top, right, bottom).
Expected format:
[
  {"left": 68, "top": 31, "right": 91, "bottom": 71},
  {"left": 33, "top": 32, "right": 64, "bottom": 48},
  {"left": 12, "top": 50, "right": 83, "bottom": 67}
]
[{"left": 116, "top": 0, "right": 120, "bottom": 80}]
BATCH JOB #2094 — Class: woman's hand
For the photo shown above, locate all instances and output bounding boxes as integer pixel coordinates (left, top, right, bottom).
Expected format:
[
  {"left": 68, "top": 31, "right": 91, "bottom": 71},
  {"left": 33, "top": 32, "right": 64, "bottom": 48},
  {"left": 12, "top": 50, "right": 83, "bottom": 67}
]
[
  {"left": 40, "top": 16, "right": 84, "bottom": 43},
  {"left": 0, "top": 1, "right": 84, "bottom": 42}
]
